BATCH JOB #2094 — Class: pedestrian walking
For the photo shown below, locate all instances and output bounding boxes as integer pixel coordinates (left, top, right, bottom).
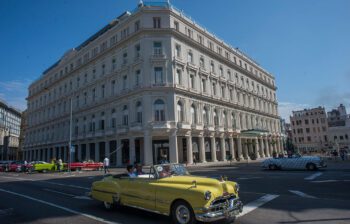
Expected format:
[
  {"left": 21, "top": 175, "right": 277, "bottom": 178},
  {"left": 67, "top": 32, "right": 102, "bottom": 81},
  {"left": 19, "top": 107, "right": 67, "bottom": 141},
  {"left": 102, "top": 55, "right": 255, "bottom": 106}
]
[
  {"left": 57, "top": 158, "right": 63, "bottom": 172},
  {"left": 103, "top": 157, "right": 110, "bottom": 174}
]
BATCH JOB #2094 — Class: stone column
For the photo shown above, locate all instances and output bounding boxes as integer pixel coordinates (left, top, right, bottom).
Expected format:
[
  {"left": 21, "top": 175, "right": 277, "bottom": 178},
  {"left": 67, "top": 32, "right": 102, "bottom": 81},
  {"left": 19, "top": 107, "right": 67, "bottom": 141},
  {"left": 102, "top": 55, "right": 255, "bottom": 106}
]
[
  {"left": 169, "top": 130, "right": 179, "bottom": 164},
  {"left": 220, "top": 136, "right": 226, "bottom": 161},
  {"left": 129, "top": 137, "right": 135, "bottom": 165},
  {"left": 210, "top": 136, "right": 217, "bottom": 162},
  {"left": 105, "top": 141, "right": 110, "bottom": 159},
  {"left": 95, "top": 142, "right": 100, "bottom": 162},
  {"left": 243, "top": 139, "right": 249, "bottom": 159},
  {"left": 63, "top": 147, "right": 67, "bottom": 162},
  {"left": 229, "top": 136, "right": 235, "bottom": 161},
  {"left": 259, "top": 138, "right": 265, "bottom": 158},
  {"left": 186, "top": 135, "right": 193, "bottom": 164},
  {"left": 263, "top": 138, "right": 268, "bottom": 157},
  {"left": 143, "top": 131, "right": 153, "bottom": 165},
  {"left": 237, "top": 137, "right": 243, "bottom": 160},
  {"left": 47, "top": 148, "right": 51, "bottom": 162},
  {"left": 254, "top": 137, "right": 260, "bottom": 159},
  {"left": 199, "top": 134, "right": 206, "bottom": 163}
]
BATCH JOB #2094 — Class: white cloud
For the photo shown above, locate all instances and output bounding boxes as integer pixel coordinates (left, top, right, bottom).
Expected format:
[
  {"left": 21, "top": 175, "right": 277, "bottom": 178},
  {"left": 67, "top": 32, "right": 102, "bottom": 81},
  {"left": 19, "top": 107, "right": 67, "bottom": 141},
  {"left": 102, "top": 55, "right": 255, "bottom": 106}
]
[
  {"left": 0, "top": 79, "right": 31, "bottom": 111},
  {"left": 278, "top": 102, "right": 311, "bottom": 122}
]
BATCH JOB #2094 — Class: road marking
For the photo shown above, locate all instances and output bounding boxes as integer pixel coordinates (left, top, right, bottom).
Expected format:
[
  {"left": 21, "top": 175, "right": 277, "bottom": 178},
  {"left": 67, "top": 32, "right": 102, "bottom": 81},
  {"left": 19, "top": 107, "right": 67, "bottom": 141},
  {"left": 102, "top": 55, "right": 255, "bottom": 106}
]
[
  {"left": 0, "top": 176, "right": 33, "bottom": 181},
  {"left": 40, "top": 181, "right": 90, "bottom": 190},
  {"left": 237, "top": 194, "right": 279, "bottom": 217},
  {"left": 311, "top": 179, "right": 350, "bottom": 183},
  {"left": 74, "top": 196, "right": 92, "bottom": 200},
  {"left": 289, "top": 190, "right": 317, "bottom": 199},
  {"left": 0, "top": 188, "right": 120, "bottom": 224},
  {"left": 0, "top": 176, "right": 90, "bottom": 190},
  {"left": 304, "top": 172, "right": 322, "bottom": 180},
  {"left": 237, "top": 177, "right": 262, "bottom": 180},
  {"left": 43, "top": 188, "right": 76, "bottom": 197}
]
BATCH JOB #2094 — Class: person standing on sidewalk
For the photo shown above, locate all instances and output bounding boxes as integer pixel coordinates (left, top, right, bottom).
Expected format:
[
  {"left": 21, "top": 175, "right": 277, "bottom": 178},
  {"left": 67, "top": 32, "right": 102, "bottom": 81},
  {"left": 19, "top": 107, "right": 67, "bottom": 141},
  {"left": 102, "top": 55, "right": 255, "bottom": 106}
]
[{"left": 103, "top": 157, "right": 110, "bottom": 174}]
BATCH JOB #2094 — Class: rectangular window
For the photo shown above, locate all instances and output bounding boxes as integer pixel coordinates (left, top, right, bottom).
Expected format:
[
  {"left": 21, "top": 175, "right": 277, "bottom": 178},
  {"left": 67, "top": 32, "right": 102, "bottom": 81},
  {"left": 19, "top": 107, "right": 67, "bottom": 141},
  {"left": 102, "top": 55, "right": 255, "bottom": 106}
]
[
  {"left": 101, "top": 84, "right": 105, "bottom": 98},
  {"left": 123, "top": 52, "right": 127, "bottom": 64},
  {"left": 135, "top": 70, "right": 140, "bottom": 86},
  {"left": 111, "top": 118, "right": 116, "bottom": 128},
  {"left": 190, "top": 75, "right": 195, "bottom": 89},
  {"left": 92, "top": 88, "right": 96, "bottom": 101},
  {"left": 134, "top": 20, "right": 140, "bottom": 31},
  {"left": 111, "top": 80, "right": 116, "bottom": 95},
  {"left": 174, "top": 21, "right": 179, "bottom": 31},
  {"left": 123, "top": 76, "right": 127, "bottom": 90},
  {"left": 137, "top": 111, "right": 142, "bottom": 123},
  {"left": 135, "top": 44, "right": 141, "bottom": 58},
  {"left": 175, "top": 69, "right": 181, "bottom": 85},
  {"left": 153, "top": 17, "right": 161, "bottom": 28},
  {"left": 175, "top": 44, "right": 181, "bottom": 58},
  {"left": 202, "top": 79, "right": 206, "bottom": 92},
  {"left": 154, "top": 67, "right": 163, "bottom": 84},
  {"left": 153, "top": 42, "right": 162, "bottom": 55}
]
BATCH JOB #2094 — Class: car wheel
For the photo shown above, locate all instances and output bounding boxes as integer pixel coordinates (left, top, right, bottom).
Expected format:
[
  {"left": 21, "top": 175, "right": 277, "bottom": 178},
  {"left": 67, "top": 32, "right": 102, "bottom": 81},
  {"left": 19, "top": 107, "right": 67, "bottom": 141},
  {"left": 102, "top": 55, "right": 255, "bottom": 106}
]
[
  {"left": 103, "top": 201, "right": 114, "bottom": 210},
  {"left": 306, "top": 163, "right": 317, "bottom": 171},
  {"left": 269, "top": 164, "right": 277, "bottom": 170},
  {"left": 171, "top": 200, "right": 196, "bottom": 224}
]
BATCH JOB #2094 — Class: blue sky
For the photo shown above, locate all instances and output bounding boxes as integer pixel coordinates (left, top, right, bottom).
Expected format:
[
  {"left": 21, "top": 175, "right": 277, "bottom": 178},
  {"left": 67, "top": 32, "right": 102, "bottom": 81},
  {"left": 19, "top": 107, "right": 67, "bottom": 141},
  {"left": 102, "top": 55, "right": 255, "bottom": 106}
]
[{"left": 1, "top": 0, "right": 349, "bottom": 121}]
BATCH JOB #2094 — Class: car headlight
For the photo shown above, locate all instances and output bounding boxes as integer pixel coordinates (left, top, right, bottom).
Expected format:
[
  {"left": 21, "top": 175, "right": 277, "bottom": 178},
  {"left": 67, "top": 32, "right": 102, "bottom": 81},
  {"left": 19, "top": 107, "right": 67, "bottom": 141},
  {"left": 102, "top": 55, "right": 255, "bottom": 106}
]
[
  {"left": 204, "top": 191, "right": 211, "bottom": 200},
  {"left": 234, "top": 183, "right": 240, "bottom": 193}
]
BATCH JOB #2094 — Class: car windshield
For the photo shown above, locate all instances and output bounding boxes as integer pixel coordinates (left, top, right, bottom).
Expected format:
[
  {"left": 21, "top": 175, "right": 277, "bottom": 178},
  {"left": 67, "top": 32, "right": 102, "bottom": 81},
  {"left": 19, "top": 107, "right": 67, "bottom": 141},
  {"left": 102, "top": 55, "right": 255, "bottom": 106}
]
[{"left": 154, "top": 163, "right": 190, "bottom": 178}]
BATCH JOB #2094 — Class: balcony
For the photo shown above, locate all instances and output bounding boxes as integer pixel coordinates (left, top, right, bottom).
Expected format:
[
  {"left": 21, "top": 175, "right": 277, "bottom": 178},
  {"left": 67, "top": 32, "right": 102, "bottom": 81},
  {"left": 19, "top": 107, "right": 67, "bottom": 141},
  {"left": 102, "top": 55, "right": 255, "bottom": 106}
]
[
  {"left": 191, "top": 123, "right": 203, "bottom": 130},
  {"left": 215, "top": 126, "right": 224, "bottom": 132},
  {"left": 117, "top": 125, "right": 129, "bottom": 134},
  {"left": 130, "top": 122, "right": 143, "bottom": 132},
  {"left": 177, "top": 122, "right": 191, "bottom": 130},
  {"left": 151, "top": 121, "right": 171, "bottom": 130}
]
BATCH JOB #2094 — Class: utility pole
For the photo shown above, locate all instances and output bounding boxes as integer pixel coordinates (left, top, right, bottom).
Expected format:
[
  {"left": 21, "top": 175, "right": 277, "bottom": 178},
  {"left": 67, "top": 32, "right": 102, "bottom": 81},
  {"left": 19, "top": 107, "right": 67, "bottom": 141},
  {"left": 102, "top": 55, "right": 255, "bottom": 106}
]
[{"left": 68, "top": 97, "right": 73, "bottom": 175}]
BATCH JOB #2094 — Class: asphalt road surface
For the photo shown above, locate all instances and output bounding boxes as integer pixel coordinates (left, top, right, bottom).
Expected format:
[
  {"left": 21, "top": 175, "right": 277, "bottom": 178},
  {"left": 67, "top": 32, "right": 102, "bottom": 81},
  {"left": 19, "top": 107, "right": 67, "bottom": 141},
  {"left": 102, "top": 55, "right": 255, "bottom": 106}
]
[{"left": 0, "top": 160, "right": 349, "bottom": 224}]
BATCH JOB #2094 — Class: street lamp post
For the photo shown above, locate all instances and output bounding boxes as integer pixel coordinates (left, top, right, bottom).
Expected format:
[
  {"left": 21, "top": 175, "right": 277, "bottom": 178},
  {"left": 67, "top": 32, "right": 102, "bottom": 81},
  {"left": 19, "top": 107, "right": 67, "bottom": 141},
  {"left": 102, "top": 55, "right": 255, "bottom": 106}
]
[{"left": 68, "top": 97, "right": 73, "bottom": 175}]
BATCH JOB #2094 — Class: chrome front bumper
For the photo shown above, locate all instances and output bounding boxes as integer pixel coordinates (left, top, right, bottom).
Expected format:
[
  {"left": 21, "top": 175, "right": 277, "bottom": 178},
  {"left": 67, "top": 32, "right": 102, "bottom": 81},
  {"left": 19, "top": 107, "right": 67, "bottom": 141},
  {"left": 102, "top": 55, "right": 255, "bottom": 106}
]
[{"left": 195, "top": 198, "right": 243, "bottom": 222}]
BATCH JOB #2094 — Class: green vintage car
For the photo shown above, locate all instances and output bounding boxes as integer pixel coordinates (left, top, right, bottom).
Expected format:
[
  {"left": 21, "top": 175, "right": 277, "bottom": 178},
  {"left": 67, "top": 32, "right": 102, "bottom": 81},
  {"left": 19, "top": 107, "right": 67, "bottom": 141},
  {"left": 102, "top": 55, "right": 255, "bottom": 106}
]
[{"left": 28, "top": 161, "right": 59, "bottom": 172}]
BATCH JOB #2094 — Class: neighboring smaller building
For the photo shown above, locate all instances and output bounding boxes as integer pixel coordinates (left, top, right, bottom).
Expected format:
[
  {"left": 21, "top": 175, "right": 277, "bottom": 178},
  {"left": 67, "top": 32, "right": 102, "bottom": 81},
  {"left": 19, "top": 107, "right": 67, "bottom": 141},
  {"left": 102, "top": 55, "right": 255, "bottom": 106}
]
[
  {"left": 327, "top": 104, "right": 350, "bottom": 151},
  {"left": 18, "top": 110, "right": 28, "bottom": 160},
  {"left": 290, "top": 107, "right": 328, "bottom": 152},
  {"left": 0, "top": 100, "right": 22, "bottom": 160}
]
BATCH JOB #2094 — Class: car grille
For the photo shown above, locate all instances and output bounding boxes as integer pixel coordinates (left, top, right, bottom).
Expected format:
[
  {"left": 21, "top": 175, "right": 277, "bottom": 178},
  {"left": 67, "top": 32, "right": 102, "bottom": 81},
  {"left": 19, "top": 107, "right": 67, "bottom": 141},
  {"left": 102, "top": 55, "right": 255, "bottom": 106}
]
[{"left": 210, "top": 194, "right": 236, "bottom": 212}]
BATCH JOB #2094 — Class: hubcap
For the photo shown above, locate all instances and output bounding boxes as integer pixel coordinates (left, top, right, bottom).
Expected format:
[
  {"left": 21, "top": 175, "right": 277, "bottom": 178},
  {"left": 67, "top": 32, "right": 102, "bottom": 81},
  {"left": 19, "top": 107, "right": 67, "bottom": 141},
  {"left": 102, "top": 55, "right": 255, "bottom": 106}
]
[
  {"left": 176, "top": 205, "right": 190, "bottom": 224},
  {"left": 104, "top": 202, "right": 112, "bottom": 209}
]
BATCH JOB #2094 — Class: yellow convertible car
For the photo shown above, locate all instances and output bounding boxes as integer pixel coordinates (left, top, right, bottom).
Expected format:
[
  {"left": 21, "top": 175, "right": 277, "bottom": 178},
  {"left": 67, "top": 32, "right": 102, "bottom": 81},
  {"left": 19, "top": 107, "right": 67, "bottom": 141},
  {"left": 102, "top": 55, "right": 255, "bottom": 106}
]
[{"left": 90, "top": 163, "right": 243, "bottom": 224}]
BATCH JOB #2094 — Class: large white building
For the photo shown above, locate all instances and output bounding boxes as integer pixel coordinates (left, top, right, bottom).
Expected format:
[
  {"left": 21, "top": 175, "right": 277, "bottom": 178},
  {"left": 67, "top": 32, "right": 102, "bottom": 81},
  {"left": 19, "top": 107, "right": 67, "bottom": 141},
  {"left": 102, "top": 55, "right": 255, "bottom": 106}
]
[{"left": 23, "top": 2, "right": 282, "bottom": 166}]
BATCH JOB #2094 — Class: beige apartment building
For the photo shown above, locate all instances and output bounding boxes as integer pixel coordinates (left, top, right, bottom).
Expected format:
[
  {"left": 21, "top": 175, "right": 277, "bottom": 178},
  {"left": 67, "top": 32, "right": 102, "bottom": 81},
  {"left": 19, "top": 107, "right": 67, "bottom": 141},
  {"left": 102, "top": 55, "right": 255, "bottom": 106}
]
[
  {"left": 23, "top": 2, "right": 282, "bottom": 166},
  {"left": 327, "top": 104, "right": 350, "bottom": 151},
  {"left": 290, "top": 107, "right": 328, "bottom": 152}
]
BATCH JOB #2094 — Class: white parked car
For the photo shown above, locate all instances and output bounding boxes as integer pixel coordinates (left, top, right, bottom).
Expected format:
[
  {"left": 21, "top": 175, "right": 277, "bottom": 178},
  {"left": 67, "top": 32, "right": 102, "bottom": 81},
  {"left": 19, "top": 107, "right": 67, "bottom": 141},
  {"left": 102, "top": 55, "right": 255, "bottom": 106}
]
[{"left": 262, "top": 154, "right": 327, "bottom": 171}]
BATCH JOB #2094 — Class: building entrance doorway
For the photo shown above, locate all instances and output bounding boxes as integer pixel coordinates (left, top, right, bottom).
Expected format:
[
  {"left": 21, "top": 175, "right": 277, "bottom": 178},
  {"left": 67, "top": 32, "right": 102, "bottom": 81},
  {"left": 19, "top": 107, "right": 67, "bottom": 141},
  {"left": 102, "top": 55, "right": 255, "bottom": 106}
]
[{"left": 153, "top": 140, "right": 169, "bottom": 164}]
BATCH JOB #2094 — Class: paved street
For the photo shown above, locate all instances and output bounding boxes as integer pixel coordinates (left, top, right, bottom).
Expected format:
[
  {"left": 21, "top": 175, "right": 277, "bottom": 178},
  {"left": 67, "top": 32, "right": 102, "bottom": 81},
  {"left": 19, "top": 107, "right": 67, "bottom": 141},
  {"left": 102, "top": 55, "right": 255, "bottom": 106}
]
[{"left": 0, "top": 160, "right": 350, "bottom": 224}]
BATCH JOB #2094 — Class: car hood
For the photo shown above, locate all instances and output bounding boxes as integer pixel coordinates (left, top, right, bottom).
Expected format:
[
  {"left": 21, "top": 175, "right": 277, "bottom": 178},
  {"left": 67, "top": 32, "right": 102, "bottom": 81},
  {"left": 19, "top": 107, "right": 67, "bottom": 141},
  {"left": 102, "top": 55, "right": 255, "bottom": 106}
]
[{"left": 158, "top": 175, "right": 238, "bottom": 196}]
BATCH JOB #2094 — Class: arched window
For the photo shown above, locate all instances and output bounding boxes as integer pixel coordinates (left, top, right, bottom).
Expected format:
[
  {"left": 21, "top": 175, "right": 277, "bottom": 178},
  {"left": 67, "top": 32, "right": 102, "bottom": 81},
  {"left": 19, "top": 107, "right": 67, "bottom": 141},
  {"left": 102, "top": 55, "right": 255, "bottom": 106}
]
[
  {"left": 177, "top": 101, "right": 184, "bottom": 122},
  {"left": 136, "top": 101, "right": 142, "bottom": 123},
  {"left": 203, "top": 107, "right": 209, "bottom": 125},
  {"left": 154, "top": 99, "right": 165, "bottom": 121},
  {"left": 190, "top": 104, "right": 196, "bottom": 124},
  {"left": 214, "top": 110, "right": 219, "bottom": 126},
  {"left": 122, "top": 105, "right": 128, "bottom": 125}
]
